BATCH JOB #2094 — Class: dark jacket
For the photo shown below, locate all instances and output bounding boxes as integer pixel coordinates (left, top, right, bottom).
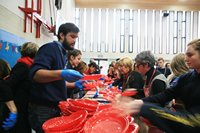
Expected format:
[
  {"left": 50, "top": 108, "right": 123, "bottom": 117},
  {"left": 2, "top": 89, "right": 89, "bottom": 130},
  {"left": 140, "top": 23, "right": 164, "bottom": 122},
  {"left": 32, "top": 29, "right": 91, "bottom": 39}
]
[
  {"left": 122, "top": 71, "right": 145, "bottom": 99},
  {"left": 0, "top": 79, "right": 11, "bottom": 132},
  {"left": 6, "top": 62, "right": 31, "bottom": 109},
  {"left": 145, "top": 67, "right": 167, "bottom": 96},
  {"left": 29, "top": 41, "right": 67, "bottom": 106},
  {"left": 141, "top": 70, "right": 200, "bottom": 133},
  {"left": 0, "top": 79, "right": 13, "bottom": 102},
  {"left": 3, "top": 61, "right": 32, "bottom": 133},
  {"left": 157, "top": 67, "right": 171, "bottom": 78}
]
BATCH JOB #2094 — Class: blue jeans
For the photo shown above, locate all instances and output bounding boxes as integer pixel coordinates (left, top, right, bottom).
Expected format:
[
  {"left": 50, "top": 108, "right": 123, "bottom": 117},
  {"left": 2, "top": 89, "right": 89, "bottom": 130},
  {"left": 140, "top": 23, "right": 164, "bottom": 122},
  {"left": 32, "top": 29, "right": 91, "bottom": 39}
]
[{"left": 28, "top": 103, "right": 60, "bottom": 133}]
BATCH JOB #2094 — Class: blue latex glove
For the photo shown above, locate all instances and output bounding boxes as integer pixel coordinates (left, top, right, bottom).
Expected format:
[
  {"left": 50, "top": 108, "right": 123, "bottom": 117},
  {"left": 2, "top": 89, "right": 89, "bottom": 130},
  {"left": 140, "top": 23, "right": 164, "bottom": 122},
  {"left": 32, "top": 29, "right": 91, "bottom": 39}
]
[
  {"left": 61, "top": 69, "right": 83, "bottom": 82},
  {"left": 93, "top": 89, "right": 99, "bottom": 98},
  {"left": 75, "top": 80, "right": 87, "bottom": 91},
  {"left": 119, "top": 86, "right": 122, "bottom": 90},
  {"left": 99, "top": 77, "right": 105, "bottom": 80},
  {"left": 2, "top": 112, "right": 17, "bottom": 130},
  {"left": 108, "top": 84, "right": 113, "bottom": 89}
]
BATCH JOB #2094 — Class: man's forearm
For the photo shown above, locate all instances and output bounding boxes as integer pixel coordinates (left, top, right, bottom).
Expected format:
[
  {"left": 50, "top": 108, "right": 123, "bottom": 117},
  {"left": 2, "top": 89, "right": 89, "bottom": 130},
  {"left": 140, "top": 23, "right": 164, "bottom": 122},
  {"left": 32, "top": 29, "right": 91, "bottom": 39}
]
[
  {"left": 33, "top": 69, "right": 62, "bottom": 83},
  {"left": 5, "top": 100, "right": 17, "bottom": 113}
]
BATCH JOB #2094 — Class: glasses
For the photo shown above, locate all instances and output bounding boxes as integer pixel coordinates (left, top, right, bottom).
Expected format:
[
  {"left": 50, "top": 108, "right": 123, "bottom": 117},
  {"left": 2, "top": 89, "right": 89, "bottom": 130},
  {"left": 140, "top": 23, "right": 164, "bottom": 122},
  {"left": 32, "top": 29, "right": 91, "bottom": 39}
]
[{"left": 135, "top": 63, "right": 144, "bottom": 68}]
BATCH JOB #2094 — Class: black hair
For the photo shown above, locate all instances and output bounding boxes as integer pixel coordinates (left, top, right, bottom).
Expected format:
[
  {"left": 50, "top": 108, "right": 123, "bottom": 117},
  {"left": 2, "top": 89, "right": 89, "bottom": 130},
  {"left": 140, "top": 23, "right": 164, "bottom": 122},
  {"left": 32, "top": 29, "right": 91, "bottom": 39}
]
[
  {"left": 57, "top": 23, "right": 80, "bottom": 40},
  {"left": 116, "top": 58, "right": 120, "bottom": 61},
  {"left": 68, "top": 49, "right": 82, "bottom": 60},
  {"left": 88, "top": 62, "right": 98, "bottom": 69},
  {"left": 0, "top": 59, "right": 10, "bottom": 79}
]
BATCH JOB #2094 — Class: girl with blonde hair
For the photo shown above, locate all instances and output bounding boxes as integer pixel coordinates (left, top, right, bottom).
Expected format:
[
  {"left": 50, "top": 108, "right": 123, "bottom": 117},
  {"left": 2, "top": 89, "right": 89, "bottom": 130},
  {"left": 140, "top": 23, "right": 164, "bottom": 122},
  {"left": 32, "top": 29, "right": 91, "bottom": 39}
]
[{"left": 168, "top": 53, "right": 189, "bottom": 86}]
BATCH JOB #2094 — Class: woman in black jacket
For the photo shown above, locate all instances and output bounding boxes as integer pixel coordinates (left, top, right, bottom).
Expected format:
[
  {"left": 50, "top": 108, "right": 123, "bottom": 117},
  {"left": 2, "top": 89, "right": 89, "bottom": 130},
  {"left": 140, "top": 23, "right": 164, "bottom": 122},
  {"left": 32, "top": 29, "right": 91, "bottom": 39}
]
[
  {"left": 4, "top": 42, "right": 38, "bottom": 133},
  {"left": 114, "top": 39, "right": 200, "bottom": 133},
  {"left": 0, "top": 59, "right": 17, "bottom": 133},
  {"left": 117, "top": 57, "right": 144, "bottom": 99}
]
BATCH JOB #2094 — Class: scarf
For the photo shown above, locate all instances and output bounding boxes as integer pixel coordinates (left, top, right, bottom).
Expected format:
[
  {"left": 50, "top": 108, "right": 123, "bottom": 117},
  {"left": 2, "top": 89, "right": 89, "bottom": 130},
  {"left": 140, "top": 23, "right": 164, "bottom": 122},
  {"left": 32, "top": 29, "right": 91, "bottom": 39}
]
[{"left": 17, "top": 57, "right": 33, "bottom": 67}]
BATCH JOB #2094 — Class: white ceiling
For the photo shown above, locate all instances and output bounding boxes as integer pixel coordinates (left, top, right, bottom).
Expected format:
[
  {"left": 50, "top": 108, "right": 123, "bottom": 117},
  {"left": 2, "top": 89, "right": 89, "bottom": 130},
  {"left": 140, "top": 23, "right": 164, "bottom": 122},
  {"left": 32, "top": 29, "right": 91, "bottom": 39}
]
[{"left": 75, "top": 0, "right": 200, "bottom": 10}]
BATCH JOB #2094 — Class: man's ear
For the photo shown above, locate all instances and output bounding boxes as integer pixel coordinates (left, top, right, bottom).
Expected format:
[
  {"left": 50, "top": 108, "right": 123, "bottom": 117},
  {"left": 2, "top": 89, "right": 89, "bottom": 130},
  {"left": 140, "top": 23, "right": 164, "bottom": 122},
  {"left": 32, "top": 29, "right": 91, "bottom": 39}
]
[{"left": 59, "top": 33, "right": 64, "bottom": 41}]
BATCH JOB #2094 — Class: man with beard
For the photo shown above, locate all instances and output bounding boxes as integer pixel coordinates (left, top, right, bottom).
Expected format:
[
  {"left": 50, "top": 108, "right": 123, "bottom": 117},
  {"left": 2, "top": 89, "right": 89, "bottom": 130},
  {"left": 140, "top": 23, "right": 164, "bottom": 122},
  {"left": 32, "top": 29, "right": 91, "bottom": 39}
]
[{"left": 28, "top": 23, "right": 84, "bottom": 133}]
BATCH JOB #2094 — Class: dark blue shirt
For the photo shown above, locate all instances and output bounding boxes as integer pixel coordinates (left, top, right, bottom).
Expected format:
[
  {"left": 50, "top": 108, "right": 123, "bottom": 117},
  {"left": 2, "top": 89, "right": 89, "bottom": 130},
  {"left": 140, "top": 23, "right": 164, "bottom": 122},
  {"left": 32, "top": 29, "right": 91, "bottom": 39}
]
[
  {"left": 143, "top": 69, "right": 200, "bottom": 113},
  {"left": 157, "top": 67, "right": 171, "bottom": 78},
  {"left": 141, "top": 70, "right": 200, "bottom": 132},
  {"left": 29, "top": 41, "right": 67, "bottom": 106}
]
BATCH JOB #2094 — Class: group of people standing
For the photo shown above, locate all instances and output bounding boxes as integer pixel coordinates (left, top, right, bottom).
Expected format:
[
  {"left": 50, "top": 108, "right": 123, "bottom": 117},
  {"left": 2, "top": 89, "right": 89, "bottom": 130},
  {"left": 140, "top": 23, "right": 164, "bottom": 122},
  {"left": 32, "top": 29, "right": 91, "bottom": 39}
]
[
  {"left": 113, "top": 39, "right": 200, "bottom": 133},
  {"left": 105, "top": 43, "right": 200, "bottom": 132},
  {"left": 0, "top": 42, "right": 39, "bottom": 133},
  {"left": 0, "top": 23, "right": 84, "bottom": 133},
  {"left": 0, "top": 22, "right": 200, "bottom": 133}
]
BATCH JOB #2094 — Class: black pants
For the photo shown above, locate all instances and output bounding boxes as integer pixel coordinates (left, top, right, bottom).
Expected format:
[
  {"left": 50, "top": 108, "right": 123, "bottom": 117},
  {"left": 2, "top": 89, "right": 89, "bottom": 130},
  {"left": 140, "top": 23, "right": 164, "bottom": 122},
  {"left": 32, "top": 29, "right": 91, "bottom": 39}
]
[
  {"left": 11, "top": 112, "right": 31, "bottom": 133},
  {"left": 28, "top": 103, "right": 60, "bottom": 133}
]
